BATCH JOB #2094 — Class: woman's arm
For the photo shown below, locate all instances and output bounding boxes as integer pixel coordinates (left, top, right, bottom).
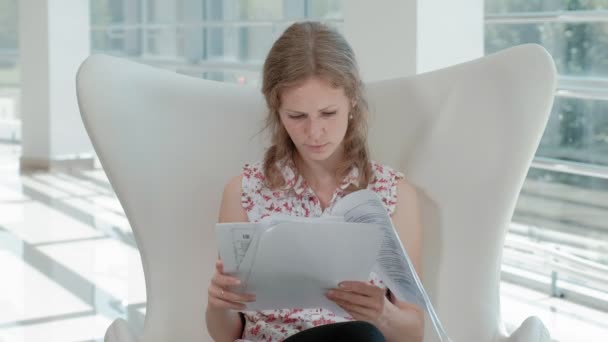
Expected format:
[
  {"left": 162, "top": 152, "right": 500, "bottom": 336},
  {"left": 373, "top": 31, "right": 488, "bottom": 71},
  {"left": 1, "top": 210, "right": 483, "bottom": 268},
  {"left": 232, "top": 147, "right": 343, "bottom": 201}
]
[
  {"left": 376, "top": 178, "right": 425, "bottom": 342},
  {"left": 205, "top": 175, "right": 250, "bottom": 342}
]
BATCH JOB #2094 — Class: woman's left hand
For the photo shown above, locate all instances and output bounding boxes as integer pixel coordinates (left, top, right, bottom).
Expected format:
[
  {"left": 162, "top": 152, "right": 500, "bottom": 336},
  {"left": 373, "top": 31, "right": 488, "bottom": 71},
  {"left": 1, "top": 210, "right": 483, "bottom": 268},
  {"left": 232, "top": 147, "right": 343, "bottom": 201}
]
[{"left": 325, "top": 281, "right": 388, "bottom": 325}]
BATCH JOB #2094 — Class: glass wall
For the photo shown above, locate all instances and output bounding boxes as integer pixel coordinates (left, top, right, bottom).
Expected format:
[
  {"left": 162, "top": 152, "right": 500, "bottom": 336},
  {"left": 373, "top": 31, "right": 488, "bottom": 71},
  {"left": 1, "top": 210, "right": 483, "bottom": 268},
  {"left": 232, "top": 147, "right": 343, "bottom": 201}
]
[
  {"left": 485, "top": 0, "right": 608, "bottom": 311},
  {"left": 0, "top": 0, "right": 342, "bottom": 143},
  {"left": 89, "top": 0, "right": 343, "bottom": 85},
  {"left": 0, "top": 0, "right": 19, "bottom": 142}
]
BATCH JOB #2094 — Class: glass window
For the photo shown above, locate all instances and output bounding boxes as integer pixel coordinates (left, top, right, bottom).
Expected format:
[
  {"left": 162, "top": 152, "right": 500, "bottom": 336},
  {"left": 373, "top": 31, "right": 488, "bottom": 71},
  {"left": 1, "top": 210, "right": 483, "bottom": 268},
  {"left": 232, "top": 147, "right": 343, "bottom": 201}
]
[
  {"left": 538, "top": 97, "right": 608, "bottom": 166},
  {"left": 0, "top": 0, "right": 19, "bottom": 86},
  {"left": 90, "top": 0, "right": 343, "bottom": 85},
  {"left": 486, "top": 22, "right": 608, "bottom": 78},
  {"left": 486, "top": 0, "right": 608, "bottom": 311},
  {"left": 0, "top": 0, "right": 20, "bottom": 141}
]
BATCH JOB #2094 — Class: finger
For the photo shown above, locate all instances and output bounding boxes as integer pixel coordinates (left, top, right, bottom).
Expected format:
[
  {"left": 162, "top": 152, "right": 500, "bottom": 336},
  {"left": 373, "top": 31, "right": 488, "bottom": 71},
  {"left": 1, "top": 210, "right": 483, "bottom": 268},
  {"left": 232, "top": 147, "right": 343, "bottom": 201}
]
[
  {"left": 334, "top": 299, "right": 376, "bottom": 321},
  {"left": 327, "top": 289, "right": 378, "bottom": 309},
  {"left": 208, "top": 296, "right": 247, "bottom": 311},
  {"left": 210, "top": 285, "right": 256, "bottom": 303},
  {"left": 212, "top": 273, "right": 242, "bottom": 288},
  {"left": 216, "top": 259, "right": 224, "bottom": 273},
  {"left": 208, "top": 283, "right": 249, "bottom": 310},
  {"left": 339, "top": 281, "right": 385, "bottom": 297}
]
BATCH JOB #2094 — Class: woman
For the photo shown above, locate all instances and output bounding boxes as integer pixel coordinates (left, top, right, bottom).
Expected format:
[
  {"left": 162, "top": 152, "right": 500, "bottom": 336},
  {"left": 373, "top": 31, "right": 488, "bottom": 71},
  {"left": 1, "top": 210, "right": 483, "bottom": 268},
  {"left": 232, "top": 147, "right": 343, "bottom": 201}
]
[{"left": 206, "top": 21, "right": 424, "bottom": 342}]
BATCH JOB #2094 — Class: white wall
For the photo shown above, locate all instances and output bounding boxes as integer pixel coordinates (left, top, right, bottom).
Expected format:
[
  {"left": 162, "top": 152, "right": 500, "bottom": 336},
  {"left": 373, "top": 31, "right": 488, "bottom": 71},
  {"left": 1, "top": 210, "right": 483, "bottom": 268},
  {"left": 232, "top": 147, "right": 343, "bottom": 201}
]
[
  {"left": 19, "top": 0, "right": 50, "bottom": 161},
  {"left": 19, "top": 0, "right": 93, "bottom": 168},
  {"left": 416, "top": 0, "right": 484, "bottom": 73},
  {"left": 343, "top": 0, "right": 418, "bottom": 82},
  {"left": 343, "top": 0, "right": 484, "bottom": 82}
]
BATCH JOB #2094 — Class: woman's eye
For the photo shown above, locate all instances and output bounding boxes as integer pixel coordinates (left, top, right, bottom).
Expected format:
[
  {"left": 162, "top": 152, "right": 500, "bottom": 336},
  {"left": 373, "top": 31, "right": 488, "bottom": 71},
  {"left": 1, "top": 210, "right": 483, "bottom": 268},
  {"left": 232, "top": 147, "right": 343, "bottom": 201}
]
[
  {"left": 288, "top": 114, "right": 305, "bottom": 119},
  {"left": 322, "top": 111, "right": 337, "bottom": 116}
]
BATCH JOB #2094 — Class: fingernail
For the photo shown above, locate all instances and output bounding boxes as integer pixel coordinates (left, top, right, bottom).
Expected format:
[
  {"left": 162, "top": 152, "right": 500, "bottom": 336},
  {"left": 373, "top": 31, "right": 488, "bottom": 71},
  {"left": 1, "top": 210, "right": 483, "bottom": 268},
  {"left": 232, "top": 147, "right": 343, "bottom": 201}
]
[
  {"left": 338, "top": 283, "right": 346, "bottom": 288},
  {"left": 234, "top": 279, "right": 241, "bottom": 285}
]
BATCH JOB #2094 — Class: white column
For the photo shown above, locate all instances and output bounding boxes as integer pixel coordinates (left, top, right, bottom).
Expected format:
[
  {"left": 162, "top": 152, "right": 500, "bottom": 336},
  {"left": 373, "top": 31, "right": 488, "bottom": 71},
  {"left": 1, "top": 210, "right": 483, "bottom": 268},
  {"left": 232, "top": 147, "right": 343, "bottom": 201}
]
[
  {"left": 153, "top": 0, "right": 177, "bottom": 57},
  {"left": 343, "top": 0, "right": 484, "bottom": 82},
  {"left": 181, "top": 0, "right": 204, "bottom": 62},
  {"left": 416, "top": 0, "right": 484, "bottom": 73},
  {"left": 124, "top": 0, "right": 142, "bottom": 56},
  {"left": 19, "top": 0, "right": 94, "bottom": 171},
  {"left": 222, "top": 0, "right": 239, "bottom": 62}
]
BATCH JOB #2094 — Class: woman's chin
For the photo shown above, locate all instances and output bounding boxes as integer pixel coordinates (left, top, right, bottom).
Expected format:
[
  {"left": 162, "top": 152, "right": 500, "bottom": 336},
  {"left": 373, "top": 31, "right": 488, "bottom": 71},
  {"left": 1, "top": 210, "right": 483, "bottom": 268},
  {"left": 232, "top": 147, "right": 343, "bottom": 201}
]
[
  {"left": 297, "top": 143, "right": 340, "bottom": 162},
  {"left": 304, "top": 149, "right": 335, "bottom": 161}
]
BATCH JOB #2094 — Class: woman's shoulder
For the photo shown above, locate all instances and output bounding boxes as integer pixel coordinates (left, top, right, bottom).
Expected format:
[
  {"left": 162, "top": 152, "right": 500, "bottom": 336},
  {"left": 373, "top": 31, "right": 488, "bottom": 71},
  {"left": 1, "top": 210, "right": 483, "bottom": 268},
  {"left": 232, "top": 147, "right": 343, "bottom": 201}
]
[
  {"left": 242, "top": 160, "right": 265, "bottom": 176},
  {"left": 239, "top": 160, "right": 281, "bottom": 221},
  {"left": 220, "top": 174, "right": 250, "bottom": 223},
  {"left": 220, "top": 161, "right": 265, "bottom": 193},
  {"left": 241, "top": 160, "right": 266, "bottom": 188},
  {"left": 367, "top": 160, "right": 407, "bottom": 215},
  {"left": 368, "top": 160, "right": 405, "bottom": 183}
]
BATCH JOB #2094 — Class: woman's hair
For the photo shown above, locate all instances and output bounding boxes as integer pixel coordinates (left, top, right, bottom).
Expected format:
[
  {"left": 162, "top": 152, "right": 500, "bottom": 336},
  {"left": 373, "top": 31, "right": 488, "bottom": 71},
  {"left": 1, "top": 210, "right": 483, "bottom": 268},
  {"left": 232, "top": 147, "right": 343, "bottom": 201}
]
[{"left": 261, "top": 21, "right": 372, "bottom": 191}]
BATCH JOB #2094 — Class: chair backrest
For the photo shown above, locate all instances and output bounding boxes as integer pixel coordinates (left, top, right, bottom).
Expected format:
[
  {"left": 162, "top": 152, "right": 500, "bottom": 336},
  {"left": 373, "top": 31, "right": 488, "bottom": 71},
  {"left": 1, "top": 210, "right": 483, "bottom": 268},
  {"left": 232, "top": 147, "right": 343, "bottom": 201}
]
[{"left": 76, "top": 44, "right": 555, "bottom": 342}]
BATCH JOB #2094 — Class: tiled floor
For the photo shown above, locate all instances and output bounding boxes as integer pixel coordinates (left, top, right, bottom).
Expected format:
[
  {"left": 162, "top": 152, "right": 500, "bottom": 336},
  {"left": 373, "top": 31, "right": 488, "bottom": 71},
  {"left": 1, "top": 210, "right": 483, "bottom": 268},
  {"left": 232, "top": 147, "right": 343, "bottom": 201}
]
[
  {"left": 0, "top": 144, "right": 147, "bottom": 342},
  {"left": 1, "top": 142, "right": 607, "bottom": 342}
]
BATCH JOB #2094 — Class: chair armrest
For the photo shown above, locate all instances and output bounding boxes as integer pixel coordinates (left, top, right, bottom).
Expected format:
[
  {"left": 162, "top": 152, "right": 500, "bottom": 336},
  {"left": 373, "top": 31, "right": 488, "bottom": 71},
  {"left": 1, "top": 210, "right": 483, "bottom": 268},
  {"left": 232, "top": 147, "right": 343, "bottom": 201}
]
[
  {"left": 503, "top": 316, "right": 551, "bottom": 342},
  {"left": 104, "top": 318, "right": 140, "bottom": 342}
]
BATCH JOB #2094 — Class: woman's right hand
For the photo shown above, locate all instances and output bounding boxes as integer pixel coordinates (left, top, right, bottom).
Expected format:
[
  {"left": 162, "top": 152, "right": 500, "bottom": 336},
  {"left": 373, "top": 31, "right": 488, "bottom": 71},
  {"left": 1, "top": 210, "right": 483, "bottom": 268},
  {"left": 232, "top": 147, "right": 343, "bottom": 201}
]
[{"left": 208, "top": 259, "right": 256, "bottom": 311}]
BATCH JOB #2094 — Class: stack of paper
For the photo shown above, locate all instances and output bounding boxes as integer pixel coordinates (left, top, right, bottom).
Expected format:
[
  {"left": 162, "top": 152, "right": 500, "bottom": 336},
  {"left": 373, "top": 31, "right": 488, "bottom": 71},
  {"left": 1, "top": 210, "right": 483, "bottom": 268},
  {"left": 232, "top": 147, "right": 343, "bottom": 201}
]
[
  {"left": 217, "top": 218, "right": 382, "bottom": 314},
  {"left": 215, "top": 189, "right": 452, "bottom": 342}
]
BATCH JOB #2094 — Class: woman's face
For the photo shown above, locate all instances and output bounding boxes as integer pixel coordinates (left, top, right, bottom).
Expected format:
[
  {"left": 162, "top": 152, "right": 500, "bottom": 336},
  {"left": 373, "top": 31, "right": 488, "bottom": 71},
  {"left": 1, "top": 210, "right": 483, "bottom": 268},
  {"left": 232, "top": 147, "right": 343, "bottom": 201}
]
[{"left": 278, "top": 76, "right": 351, "bottom": 163}]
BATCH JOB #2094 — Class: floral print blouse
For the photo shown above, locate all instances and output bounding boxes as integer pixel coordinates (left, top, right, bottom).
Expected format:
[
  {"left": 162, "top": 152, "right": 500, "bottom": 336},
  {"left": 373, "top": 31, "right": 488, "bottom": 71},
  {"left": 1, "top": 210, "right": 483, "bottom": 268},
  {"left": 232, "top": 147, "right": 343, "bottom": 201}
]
[{"left": 236, "top": 158, "right": 404, "bottom": 342}]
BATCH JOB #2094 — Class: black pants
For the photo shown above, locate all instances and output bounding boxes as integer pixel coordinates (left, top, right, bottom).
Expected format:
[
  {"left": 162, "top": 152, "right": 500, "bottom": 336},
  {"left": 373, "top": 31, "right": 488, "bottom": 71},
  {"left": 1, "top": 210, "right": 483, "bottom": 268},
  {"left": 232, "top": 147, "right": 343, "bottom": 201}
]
[{"left": 283, "top": 321, "right": 386, "bottom": 342}]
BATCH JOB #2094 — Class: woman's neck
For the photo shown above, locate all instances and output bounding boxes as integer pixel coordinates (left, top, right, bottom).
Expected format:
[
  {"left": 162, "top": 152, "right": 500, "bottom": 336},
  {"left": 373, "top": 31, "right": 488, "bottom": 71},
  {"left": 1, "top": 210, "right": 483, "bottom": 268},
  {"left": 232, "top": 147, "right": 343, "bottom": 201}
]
[{"left": 294, "top": 147, "right": 344, "bottom": 190}]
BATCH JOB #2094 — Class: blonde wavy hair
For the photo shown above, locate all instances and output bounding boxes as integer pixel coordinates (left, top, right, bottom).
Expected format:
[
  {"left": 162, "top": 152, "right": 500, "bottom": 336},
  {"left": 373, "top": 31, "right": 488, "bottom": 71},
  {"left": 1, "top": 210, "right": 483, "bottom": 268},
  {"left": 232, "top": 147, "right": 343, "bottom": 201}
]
[{"left": 261, "top": 21, "right": 372, "bottom": 191}]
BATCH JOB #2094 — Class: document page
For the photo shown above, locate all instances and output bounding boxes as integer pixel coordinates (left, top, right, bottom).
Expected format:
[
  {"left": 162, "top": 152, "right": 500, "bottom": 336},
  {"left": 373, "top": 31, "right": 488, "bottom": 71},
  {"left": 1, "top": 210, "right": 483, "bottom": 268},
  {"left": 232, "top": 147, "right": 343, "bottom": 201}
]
[
  {"left": 216, "top": 218, "right": 382, "bottom": 315},
  {"left": 215, "top": 215, "right": 345, "bottom": 273},
  {"left": 215, "top": 221, "right": 267, "bottom": 274},
  {"left": 242, "top": 221, "right": 382, "bottom": 315}
]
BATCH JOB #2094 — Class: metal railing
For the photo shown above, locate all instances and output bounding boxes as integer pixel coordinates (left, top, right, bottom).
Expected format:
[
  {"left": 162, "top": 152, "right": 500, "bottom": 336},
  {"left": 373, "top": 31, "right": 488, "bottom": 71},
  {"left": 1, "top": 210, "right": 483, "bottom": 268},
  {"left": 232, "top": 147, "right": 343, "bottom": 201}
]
[
  {"left": 486, "top": 10, "right": 608, "bottom": 24},
  {"left": 503, "top": 228, "right": 608, "bottom": 311},
  {"left": 531, "top": 156, "right": 608, "bottom": 180},
  {"left": 556, "top": 76, "right": 608, "bottom": 101}
]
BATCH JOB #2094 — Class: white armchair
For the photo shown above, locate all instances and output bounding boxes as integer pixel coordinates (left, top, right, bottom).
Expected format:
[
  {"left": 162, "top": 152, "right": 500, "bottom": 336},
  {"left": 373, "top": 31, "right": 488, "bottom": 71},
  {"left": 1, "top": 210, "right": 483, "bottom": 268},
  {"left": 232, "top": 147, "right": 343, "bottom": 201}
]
[{"left": 76, "top": 44, "right": 556, "bottom": 342}]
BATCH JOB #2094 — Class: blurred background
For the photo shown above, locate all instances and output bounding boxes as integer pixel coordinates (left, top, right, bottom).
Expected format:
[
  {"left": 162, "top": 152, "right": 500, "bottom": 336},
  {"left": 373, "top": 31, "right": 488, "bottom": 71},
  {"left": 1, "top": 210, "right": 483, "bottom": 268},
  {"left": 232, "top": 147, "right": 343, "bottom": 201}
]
[{"left": 1, "top": 0, "right": 607, "bottom": 341}]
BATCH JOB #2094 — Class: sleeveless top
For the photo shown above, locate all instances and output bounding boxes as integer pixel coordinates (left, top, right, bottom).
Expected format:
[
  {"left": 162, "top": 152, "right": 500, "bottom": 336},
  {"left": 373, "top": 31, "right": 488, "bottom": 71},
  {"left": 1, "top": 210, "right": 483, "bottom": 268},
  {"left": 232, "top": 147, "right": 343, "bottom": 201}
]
[{"left": 237, "top": 158, "right": 404, "bottom": 342}]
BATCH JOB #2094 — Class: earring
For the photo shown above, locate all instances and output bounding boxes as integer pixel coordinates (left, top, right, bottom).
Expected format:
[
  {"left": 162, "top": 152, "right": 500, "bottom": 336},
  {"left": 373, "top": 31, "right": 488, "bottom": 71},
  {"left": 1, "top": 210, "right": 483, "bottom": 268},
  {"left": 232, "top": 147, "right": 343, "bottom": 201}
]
[{"left": 349, "top": 114, "right": 353, "bottom": 120}]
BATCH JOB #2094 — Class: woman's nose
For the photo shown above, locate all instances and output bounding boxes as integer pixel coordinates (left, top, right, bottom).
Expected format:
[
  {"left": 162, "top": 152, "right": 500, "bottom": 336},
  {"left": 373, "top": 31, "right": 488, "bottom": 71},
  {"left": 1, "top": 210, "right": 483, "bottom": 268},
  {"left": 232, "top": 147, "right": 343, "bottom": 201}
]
[{"left": 306, "top": 118, "right": 325, "bottom": 139}]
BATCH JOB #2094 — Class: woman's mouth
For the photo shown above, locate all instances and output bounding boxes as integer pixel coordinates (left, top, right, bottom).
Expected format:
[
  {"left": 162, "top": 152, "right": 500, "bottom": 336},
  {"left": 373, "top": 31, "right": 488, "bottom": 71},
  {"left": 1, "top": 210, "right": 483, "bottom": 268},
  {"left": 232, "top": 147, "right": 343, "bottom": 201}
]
[{"left": 306, "top": 143, "right": 328, "bottom": 152}]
